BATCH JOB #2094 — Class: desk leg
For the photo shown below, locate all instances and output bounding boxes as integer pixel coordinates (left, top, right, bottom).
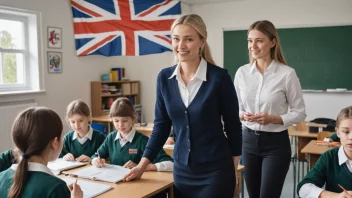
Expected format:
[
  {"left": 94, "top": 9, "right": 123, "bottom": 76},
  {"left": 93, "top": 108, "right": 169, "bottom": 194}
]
[
  {"left": 307, "top": 154, "right": 311, "bottom": 170},
  {"left": 168, "top": 185, "right": 174, "bottom": 198}
]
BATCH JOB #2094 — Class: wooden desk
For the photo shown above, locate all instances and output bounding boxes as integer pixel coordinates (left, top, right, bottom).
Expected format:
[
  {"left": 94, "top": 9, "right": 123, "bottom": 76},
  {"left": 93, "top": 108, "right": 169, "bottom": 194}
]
[
  {"left": 289, "top": 130, "right": 318, "bottom": 161},
  {"left": 301, "top": 140, "right": 339, "bottom": 169},
  {"left": 135, "top": 123, "right": 154, "bottom": 137},
  {"left": 61, "top": 165, "right": 174, "bottom": 198}
]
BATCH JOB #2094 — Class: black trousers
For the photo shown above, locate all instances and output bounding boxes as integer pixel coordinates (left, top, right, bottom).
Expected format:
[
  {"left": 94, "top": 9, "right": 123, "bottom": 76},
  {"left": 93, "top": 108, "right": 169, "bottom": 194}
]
[{"left": 242, "top": 126, "right": 291, "bottom": 198}]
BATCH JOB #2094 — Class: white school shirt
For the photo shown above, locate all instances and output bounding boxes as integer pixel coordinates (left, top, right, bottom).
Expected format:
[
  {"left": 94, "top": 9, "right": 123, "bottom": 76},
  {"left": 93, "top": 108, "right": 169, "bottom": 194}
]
[
  {"left": 92, "top": 128, "right": 173, "bottom": 172},
  {"left": 11, "top": 162, "right": 54, "bottom": 176},
  {"left": 234, "top": 60, "right": 306, "bottom": 132},
  {"left": 72, "top": 126, "right": 93, "bottom": 144},
  {"left": 169, "top": 57, "right": 207, "bottom": 107},
  {"left": 299, "top": 146, "right": 352, "bottom": 198}
]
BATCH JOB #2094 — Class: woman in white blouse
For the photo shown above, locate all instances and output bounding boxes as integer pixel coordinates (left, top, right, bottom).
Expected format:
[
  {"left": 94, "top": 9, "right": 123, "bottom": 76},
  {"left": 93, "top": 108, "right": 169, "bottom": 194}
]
[{"left": 234, "top": 20, "right": 306, "bottom": 198}]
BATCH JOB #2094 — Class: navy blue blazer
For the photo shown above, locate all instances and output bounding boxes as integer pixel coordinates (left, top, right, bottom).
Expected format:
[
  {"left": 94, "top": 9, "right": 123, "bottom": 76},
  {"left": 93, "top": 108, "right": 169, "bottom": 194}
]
[{"left": 143, "top": 62, "right": 242, "bottom": 166}]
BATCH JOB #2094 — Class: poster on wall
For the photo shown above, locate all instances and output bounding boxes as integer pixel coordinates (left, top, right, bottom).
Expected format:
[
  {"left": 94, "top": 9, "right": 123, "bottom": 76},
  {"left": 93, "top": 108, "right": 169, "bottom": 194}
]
[
  {"left": 47, "top": 27, "right": 62, "bottom": 49},
  {"left": 47, "top": 51, "right": 62, "bottom": 73}
]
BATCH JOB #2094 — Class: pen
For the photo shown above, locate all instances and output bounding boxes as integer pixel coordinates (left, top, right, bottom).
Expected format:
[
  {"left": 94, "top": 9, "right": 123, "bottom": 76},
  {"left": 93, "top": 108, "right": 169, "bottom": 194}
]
[
  {"left": 97, "top": 150, "right": 104, "bottom": 167},
  {"left": 75, "top": 178, "right": 78, "bottom": 184},
  {"left": 338, "top": 184, "right": 351, "bottom": 195}
]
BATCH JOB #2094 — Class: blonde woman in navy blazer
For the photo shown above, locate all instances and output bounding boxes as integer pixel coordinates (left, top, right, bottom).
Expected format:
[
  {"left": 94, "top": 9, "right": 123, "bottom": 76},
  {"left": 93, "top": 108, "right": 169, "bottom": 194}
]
[{"left": 123, "top": 14, "right": 242, "bottom": 198}]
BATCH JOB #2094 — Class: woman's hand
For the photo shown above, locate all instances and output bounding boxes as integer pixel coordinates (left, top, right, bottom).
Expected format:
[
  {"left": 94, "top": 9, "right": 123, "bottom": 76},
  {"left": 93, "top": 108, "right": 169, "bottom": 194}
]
[
  {"left": 242, "top": 112, "right": 255, "bottom": 122},
  {"left": 233, "top": 175, "right": 240, "bottom": 198},
  {"left": 76, "top": 155, "right": 90, "bottom": 162},
  {"left": 165, "top": 137, "right": 175, "bottom": 145},
  {"left": 123, "top": 165, "right": 145, "bottom": 181},
  {"left": 251, "top": 112, "right": 273, "bottom": 125},
  {"left": 64, "top": 153, "right": 75, "bottom": 161}
]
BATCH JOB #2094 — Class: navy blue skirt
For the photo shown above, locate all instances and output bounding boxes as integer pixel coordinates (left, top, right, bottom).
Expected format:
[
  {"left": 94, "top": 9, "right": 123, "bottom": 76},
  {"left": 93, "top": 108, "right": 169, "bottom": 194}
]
[{"left": 173, "top": 159, "right": 236, "bottom": 198}]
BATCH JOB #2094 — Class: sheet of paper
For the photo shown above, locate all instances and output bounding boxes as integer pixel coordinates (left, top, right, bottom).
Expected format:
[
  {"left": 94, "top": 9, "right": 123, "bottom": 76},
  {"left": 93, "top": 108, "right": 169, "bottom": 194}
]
[
  {"left": 48, "top": 158, "right": 86, "bottom": 171},
  {"left": 71, "top": 165, "right": 130, "bottom": 183},
  {"left": 61, "top": 177, "right": 113, "bottom": 198}
]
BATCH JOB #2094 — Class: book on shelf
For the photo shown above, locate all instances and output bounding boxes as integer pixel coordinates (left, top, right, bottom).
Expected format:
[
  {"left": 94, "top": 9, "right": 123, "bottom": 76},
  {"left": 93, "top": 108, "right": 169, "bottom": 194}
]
[{"left": 69, "top": 164, "right": 130, "bottom": 183}]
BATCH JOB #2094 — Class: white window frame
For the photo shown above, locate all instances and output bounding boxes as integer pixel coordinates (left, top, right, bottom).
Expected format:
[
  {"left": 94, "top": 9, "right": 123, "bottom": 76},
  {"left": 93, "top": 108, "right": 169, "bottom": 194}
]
[{"left": 0, "top": 5, "right": 44, "bottom": 95}]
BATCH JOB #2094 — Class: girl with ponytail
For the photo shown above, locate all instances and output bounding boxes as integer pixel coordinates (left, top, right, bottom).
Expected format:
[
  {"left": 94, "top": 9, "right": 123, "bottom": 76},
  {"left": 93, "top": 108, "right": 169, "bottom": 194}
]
[{"left": 0, "top": 107, "right": 83, "bottom": 198}]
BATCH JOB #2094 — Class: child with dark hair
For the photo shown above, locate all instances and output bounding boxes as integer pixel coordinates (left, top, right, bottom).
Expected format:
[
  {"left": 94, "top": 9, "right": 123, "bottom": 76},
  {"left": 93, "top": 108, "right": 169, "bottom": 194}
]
[{"left": 0, "top": 107, "right": 83, "bottom": 198}]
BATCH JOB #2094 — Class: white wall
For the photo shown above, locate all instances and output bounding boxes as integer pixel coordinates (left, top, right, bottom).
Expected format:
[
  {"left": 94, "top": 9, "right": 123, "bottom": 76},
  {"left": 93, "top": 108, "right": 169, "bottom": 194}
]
[
  {"left": 0, "top": 0, "right": 191, "bottom": 142},
  {"left": 192, "top": 0, "right": 352, "bottom": 120}
]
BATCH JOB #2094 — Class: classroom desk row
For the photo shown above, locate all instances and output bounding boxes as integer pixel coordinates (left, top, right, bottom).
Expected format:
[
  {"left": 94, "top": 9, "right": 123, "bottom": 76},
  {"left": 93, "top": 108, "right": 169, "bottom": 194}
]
[
  {"left": 61, "top": 165, "right": 174, "bottom": 198},
  {"left": 59, "top": 163, "right": 245, "bottom": 198}
]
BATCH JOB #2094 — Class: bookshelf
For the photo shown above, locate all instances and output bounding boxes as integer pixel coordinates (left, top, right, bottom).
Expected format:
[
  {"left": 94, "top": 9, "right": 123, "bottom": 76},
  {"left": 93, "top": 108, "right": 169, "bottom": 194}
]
[{"left": 91, "top": 81, "right": 140, "bottom": 117}]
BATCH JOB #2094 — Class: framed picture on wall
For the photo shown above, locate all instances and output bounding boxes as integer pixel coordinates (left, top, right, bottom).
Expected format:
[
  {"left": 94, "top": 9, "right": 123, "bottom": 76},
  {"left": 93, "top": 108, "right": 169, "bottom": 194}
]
[
  {"left": 47, "top": 27, "right": 62, "bottom": 49},
  {"left": 47, "top": 51, "right": 62, "bottom": 73}
]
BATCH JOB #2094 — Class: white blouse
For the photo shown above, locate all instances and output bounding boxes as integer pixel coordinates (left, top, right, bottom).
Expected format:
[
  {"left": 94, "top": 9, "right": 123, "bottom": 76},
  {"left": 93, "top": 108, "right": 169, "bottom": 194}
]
[{"left": 234, "top": 60, "right": 306, "bottom": 132}]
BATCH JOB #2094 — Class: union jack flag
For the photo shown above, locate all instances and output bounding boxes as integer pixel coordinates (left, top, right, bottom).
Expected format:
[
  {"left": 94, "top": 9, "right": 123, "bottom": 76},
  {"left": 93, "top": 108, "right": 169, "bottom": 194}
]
[{"left": 70, "top": 0, "right": 181, "bottom": 56}]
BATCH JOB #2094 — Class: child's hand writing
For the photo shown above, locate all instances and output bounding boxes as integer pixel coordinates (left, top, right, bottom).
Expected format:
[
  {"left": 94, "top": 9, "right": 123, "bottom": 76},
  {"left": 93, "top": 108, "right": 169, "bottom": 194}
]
[
  {"left": 332, "top": 191, "right": 352, "bottom": 198},
  {"left": 93, "top": 158, "right": 106, "bottom": 168},
  {"left": 69, "top": 181, "right": 83, "bottom": 198},
  {"left": 76, "top": 155, "right": 90, "bottom": 162},
  {"left": 63, "top": 153, "right": 75, "bottom": 161}
]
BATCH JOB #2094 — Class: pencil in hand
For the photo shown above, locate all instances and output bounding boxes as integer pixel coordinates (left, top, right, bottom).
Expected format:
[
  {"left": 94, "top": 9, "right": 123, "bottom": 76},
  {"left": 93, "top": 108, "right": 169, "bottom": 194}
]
[{"left": 338, "top": 184, "right": 352, "bottom": 195}]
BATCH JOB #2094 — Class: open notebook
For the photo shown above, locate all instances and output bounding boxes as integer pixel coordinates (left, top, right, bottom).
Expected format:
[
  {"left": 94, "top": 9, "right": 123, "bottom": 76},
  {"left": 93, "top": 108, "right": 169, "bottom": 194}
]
[
  {"left": 69, "top": 165, "right": 130, "bottom": 183},
  {"left": 48, "top": 158, "right": 86, "bottom": 173},
  {"left": 61, "top": 177, "right": 113, "bottom": 198}
]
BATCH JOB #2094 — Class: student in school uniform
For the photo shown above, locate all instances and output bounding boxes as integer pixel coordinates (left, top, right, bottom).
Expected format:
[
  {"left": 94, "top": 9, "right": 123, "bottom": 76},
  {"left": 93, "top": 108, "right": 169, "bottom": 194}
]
[
  {"left": 234, "top": 20, "right": 306, "bottom": 198},
  {"left": 92, "top": 97, "right": 173, "bottom": 172},
  {"left": 0, "top": 107, "right": 82, "bottom": 198},
  {"left": 297, "top": 106, "right": 352, "bottom": 198},
  {"left": 60, "top": 100, "right": 105, "bottom": 162},
  {"left": 124, "top": 14, "right": 242, "bottom": 198},
  {"left": 0, "top": 149, "right": 19, "bottom": 172}
]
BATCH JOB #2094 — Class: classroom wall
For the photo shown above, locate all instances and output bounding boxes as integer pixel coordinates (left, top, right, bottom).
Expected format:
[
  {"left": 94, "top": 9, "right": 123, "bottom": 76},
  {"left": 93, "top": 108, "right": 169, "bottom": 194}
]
[
  {"left": 0, "top": 0, "right": 190, "bottom": 149},
  {"left": 192, "top": 0, "right": 352, "bottom": 120}
]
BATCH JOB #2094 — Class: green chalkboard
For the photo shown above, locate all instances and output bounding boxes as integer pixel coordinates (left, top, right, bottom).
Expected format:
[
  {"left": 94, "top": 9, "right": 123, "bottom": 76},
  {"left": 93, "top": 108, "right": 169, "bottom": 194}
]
[{"left": 224, "top": 25, "right": 352, "bottom": 90}]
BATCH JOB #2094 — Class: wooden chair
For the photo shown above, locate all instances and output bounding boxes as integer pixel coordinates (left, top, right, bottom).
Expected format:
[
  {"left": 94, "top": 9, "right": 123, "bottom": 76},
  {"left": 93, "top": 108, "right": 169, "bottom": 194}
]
[{"left": 317, "top": 131, "right": 334, "bottom": 141}]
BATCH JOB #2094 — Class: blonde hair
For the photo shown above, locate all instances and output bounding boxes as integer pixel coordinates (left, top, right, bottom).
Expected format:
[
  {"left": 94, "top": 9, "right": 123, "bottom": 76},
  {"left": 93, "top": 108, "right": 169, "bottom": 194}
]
[
  {"left": 171, "top": 14, "right": 215, "bottom": 65},
  {"left": 336, "top": 106, "right": 352, "bottom": 128},
  {"left": 248, "top": 20, "right": 287, "bottom": 65}
]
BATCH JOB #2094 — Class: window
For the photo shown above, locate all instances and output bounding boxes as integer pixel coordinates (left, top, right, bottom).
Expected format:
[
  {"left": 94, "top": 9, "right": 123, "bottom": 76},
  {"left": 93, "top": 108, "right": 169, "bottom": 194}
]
[{"left": 0, "top": 6, "right": 42, "bottom": 94}]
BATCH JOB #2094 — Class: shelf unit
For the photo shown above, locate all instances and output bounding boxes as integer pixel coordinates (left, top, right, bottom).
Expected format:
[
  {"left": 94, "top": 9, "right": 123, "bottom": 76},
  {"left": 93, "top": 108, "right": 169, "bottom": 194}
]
[{"left": 91, "top": 81, "right": 140, "bottom": 117}]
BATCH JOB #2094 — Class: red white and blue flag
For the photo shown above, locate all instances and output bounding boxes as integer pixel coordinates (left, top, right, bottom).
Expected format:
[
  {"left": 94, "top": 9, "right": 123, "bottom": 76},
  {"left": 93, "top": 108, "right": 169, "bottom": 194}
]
[{"left": 70, "top": 0, "right": 181, "bottom": 56}]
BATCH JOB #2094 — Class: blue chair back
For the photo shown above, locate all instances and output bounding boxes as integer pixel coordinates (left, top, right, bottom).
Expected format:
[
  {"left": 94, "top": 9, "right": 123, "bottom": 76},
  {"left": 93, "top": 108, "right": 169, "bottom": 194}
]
[{"left": 91, "top": 123, "right": 106, "bottom": 134}]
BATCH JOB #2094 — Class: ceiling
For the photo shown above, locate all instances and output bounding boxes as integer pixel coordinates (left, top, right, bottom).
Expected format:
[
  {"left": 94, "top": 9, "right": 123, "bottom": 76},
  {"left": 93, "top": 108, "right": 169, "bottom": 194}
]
[{"left": 180, "top": 0, "right": 242, "bottom": 5}]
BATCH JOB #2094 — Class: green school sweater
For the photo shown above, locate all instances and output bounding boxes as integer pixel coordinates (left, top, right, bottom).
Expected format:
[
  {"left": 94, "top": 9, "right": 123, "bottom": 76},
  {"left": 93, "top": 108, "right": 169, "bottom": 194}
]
[
  {"left": 60, "top": 130, "right": 105, "bottom": 158},
  {"left": 0, "top": 168, "right": 70, "bottom": 197},
  {"left": 329, "top": 133, "right": 340, "bottom": 142},
  {"left": 297, "top": 147, "right": 352, "bottom": 195},
  {"left": 0, "top": 150, "right": 13, "bottom": 172},
  {"left": 93, "top": 131, "right": 173, "bottom": 166}
]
